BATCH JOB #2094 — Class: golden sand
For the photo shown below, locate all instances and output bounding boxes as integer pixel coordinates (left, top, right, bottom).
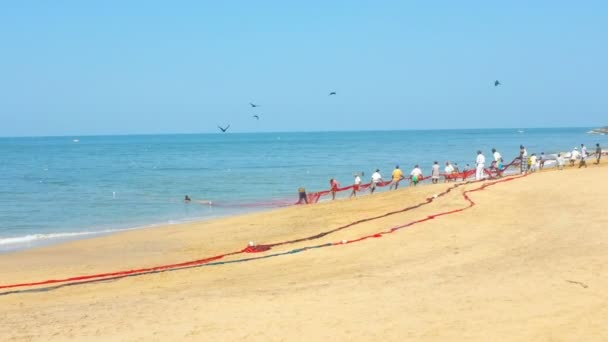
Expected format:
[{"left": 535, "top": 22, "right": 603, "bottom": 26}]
[{"left": 1, "top": 164, "right": 608, "bottom": 341}]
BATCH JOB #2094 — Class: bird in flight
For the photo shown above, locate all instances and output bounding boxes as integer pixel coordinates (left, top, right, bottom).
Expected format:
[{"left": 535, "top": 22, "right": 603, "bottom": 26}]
[
  {"left": 218, "top": 125, "right": 230, "bottom": 133},
  {"left": 249, "top": 102, "right": 260, "bottom": 108},
  {"left": 328, "top": 91, "right": 337, "bottom": 96},
  {"left": 494, "top": 80, "right": 501, "bottom": 87},
  {"left": 253, "top": 115, "right": 260, "bottom": 120}
]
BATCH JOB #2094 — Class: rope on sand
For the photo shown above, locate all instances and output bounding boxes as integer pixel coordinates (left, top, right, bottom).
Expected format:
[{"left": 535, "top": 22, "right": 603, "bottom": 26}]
[{"left": 0, "top": 172, "right": 528, "bottom": 293}]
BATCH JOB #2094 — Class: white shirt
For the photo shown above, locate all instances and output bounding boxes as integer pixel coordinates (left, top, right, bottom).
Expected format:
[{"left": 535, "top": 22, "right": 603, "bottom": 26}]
[
  {"left": 530, "top": 155, "right": 537, "bottom": 164},
  {"left": 354, "top": 176, "right": 361, "bottom": 185},
  {"left": 476, "top": 154, "right": 485, "bottom": 166},
  {"left": 557, "top": 156, "right": 565, "bottom": 165},
  {"left": 371, "top": 172, "right": 382, "bottom": 183},
  {"left": 581, "top": 146, "right": 588, "bottom": 158},
  {"left": 571, "top": 150, "right": 580, "bottom": 160},
  {"left": 410, "top": 168, "right": 422, "bottom": 176},
  {"left": 493, "top": 151, "right": 501, "bottom": 161},
  {"left": 445, "top": 164, "right": 454, "bottom": 173}
]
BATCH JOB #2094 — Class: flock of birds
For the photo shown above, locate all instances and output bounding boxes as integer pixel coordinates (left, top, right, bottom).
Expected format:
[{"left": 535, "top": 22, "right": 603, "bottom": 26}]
[{"left": 217, "top": 81, "right": 500, "bottom": 133}]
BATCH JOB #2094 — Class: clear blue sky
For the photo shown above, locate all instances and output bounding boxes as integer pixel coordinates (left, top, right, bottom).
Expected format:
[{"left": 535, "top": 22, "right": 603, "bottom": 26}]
[{"left": 1, "top": 1, "right": 606, "bottom": 136}]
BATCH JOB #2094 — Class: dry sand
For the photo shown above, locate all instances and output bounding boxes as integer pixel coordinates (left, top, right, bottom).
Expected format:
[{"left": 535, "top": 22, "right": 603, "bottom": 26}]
[{"left": 1, "top": 164, "right": 608, "bottom": 341}]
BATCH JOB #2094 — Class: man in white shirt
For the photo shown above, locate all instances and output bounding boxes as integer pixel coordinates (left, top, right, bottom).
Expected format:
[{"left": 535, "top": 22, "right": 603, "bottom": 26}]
[
  {"left": 570, "top": 147, "right": 580, "bottom": 167},
  {"left": 520, "top": 145, "right": 528, "bottom": 174},
  {"left": 529, "top": 154, "right": 538, "bottom": 172},
  {"left": 581, "top": 144, "right": 588, "bottom": 158},
  {"left": 431, "top": 161, "right": 440, "bottom": 184},
  {"left": 410, "top": 165, "right": 423, "bottom": 186},
  {"left": 370, "top": 169, "right": 383, "bottom": 194},
  {"left": 492, "top": 148, "right": 502, "bottom": 163},
  {"left": 492, "top": 148, "right": 502, "bottom": 168},
  {"left": 444, "top": 161, "right": 454, "bottom": 182},
  {"left": 475, "top": 150, "right": 485, "bottom": 180},
  {"left": 350, "top": 174, "right": 362, "bottom": 198},
  {"left": 579, "top": 144, "right": 588, "bottom": 168}
]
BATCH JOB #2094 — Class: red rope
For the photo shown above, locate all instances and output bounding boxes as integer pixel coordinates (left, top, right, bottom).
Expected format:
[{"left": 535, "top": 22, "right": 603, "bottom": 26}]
[
  {"left": 0, "top": 167, "right": 526, "bottom": 291},
  {"left": 304, "top": 158, "right": 520, "bottom": 204},
  {"left": 333, "top": 173, "right": 527, "bottom": 247}
]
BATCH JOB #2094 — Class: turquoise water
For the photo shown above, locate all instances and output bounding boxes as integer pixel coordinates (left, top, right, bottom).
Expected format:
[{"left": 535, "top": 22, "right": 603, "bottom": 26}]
[{"left": 0, "top": 128, "right": 605, "bottom": 251}]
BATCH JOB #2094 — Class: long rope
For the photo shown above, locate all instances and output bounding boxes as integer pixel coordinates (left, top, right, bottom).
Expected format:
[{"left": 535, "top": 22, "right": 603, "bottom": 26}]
[{"left": 0, "top": 172, "right": 527, "bottom": 293}]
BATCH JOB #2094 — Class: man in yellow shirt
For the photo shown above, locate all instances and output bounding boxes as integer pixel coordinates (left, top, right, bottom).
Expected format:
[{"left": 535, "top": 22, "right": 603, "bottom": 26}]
[{"left": 390, "top": 165, "right": 405, "bottom": 190}]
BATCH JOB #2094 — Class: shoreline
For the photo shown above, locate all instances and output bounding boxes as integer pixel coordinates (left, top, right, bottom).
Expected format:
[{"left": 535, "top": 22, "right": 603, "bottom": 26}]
[
  {"left": 2, "top": 159, "right": 604, "bottom": 265},
  {"left": 0, "top": 210, "right": 237, "bottom": 254},
  {"left": 0, "top": 155, "right": 598, "bottom": 254},
  {"left": 3, "top": 129, "right": 603, "bottom": 255}
]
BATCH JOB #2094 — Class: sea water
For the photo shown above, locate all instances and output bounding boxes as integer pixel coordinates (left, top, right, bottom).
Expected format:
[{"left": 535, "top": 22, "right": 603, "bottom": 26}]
[{"left": 1, "top": 128, "right": 605, "bottom": 252}]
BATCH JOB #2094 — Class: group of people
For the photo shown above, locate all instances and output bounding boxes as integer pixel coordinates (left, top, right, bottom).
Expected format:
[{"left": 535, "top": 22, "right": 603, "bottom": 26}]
[
  {"left": 564, "top": 143, "right": 602, "bottom": 168},
  {"left": 519, "top": 143, "right": 602, "bottom": 173},
  {"left": 296, "top": 142, "right": 603, "bottom": 204},
  {"left": 307, "top": 148, "right": 501, "bottom": 202}
]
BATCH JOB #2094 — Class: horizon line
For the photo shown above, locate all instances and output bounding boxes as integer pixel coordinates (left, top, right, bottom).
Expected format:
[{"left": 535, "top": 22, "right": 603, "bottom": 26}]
[{"left": 0, "top": 125, "right": 599, "bottom": 139}]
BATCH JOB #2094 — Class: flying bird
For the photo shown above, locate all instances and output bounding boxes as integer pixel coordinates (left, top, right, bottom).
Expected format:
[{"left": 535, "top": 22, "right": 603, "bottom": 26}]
[
  {"left": 218, "top": 125, "right": 230, "bottom": 133},
  {"left": 328, "top": 91, "right": 337, "bottom": 96},
  {"left": 253, "top": 115, "right": 260, "bottom": 120},
  {"left": 494, "top": 80, "right": 501, "bottom": 87},
  {"left": 249, "top": 102, "right": 260, "bottom": 108}
]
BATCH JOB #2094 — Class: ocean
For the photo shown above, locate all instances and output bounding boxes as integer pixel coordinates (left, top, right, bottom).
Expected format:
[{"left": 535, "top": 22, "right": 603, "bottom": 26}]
[{"left": 1, "top": 128, "right": 605, "bottom": 252}]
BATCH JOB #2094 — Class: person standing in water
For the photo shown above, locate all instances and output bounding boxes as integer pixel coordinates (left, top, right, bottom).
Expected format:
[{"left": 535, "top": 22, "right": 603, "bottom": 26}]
[{"left": 596, "top": 143, "right": 602, "bottom": 164}]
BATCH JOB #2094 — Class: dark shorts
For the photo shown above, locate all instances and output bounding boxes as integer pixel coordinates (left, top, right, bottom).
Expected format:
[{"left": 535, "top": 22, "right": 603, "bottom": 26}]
[{"left": 298, "top": 192, "right": 307, "bottom": 200}]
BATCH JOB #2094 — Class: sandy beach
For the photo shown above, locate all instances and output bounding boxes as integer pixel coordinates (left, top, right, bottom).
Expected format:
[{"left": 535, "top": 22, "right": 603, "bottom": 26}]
[{"left": 2, "top": 163, "right": 608, "bottom": 341}]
